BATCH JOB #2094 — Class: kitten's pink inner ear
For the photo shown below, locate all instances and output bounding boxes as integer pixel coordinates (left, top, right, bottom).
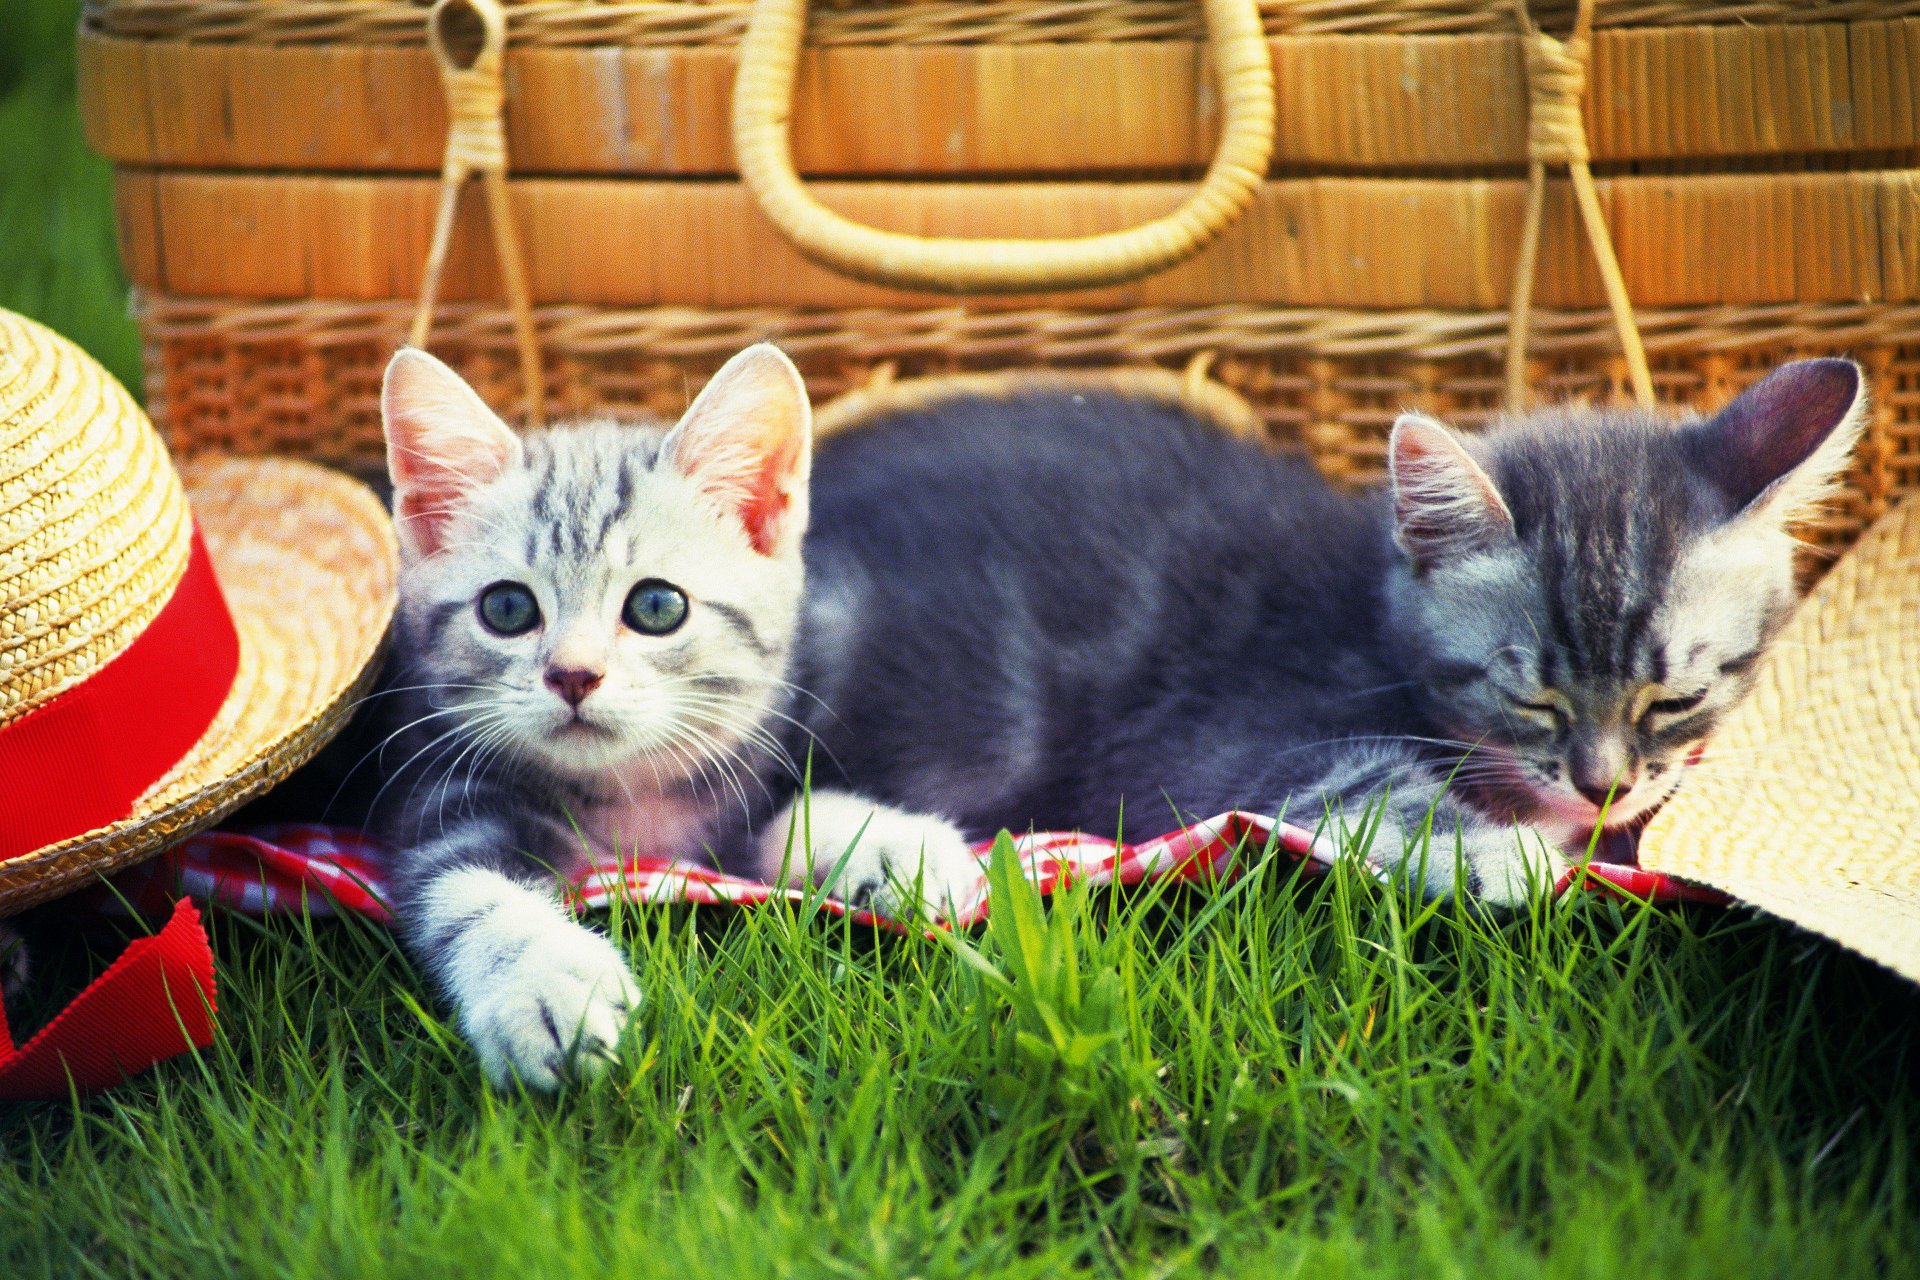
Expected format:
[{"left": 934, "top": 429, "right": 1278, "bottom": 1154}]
[
  {"left": 1388, "top": 413, "right": 1514, "bottom": 569},
  {"left": 734, "top": 429, "right": 805, "bottom": 557},
  {"left": 382, "top": 348, "right": 520, "bottom": 557},
  {"left": 664, "top": 344, "right": 812, "bottom": 556},
  {"left": 1707, "top": 357, "right": 1866, "bottom": 517}
]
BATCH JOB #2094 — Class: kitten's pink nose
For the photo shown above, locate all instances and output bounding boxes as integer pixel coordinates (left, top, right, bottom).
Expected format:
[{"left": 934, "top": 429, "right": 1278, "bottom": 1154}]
[
  {"left": 1574, "top": 773, "right": 1635, "bottom": 807},
  {"left": 545, "top": 666, "right": 603, "bottom": 708}
]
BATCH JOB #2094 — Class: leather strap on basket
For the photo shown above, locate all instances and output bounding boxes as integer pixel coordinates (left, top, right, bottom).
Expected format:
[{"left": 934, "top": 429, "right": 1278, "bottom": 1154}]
[
  {"left": 731, "top": 0, "right": 1275, "bottom": 294},
  {"left": 1504, "top": 0, "right": 1653, "bottom": 410},
  {"left": 409, "top": 0, "right": 545, "bottom": 426}
]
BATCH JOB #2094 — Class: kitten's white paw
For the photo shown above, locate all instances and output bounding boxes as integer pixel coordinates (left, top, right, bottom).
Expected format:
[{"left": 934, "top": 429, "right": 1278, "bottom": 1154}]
[
  {"left": 763, "top": 791, "right": 983, "bottom": 921},
  {"left": 839, "top": 815, "right": 983, "bottom": 920},
  {"left": 1439, "top": 824, "right": 1571, "bottom": 908},
  {"left": 1365, "top": 819, "right": 1570, "bottom": 908},
  {"left": 429, "top": 869, "right": 641, "bottom": 1091},
  {"left": 459, "top": 923, "right": 639, "bottom": 1092}
]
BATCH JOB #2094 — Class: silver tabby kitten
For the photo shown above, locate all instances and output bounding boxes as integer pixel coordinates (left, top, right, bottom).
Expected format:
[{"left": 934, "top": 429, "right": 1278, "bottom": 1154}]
[
  {"left": 767, "top": 358, "right": 1869, "bottom": 908},
  {"left": 377, "top": 346, "right": 975, "bottom": 1090}
]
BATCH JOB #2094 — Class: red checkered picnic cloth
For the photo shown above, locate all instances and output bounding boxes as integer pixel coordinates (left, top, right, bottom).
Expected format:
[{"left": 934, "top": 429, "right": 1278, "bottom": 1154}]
[
  {"left": 101, "top": 812, "right": 1725, "bottom": 928},
  {"left": 1, "top": 814, "right": 1724, "bottom": 1099}
]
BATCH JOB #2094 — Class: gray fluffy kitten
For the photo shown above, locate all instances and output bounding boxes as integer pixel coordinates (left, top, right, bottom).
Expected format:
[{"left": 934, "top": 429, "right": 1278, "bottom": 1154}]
[
  {"left": 767, "top": 358, "right": 1866, "bottom": 907},
  {"left": 376, "top": 346, "right": 972, "bottom": 1090}
]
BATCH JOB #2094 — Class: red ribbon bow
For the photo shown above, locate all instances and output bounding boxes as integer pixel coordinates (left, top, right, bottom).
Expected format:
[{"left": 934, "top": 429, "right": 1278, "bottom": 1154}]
[{"left": 0, "top": 899, "right": 216, "bottom": 1100}]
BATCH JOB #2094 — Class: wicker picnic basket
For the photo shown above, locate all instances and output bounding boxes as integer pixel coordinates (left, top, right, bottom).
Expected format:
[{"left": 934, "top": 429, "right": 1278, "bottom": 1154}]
[{"left": 77, "top": 0, "right": 1920, "bottom": 555}]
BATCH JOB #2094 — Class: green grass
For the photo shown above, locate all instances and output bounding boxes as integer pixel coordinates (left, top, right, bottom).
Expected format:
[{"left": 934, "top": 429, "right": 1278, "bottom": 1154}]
[
  {"left": 0, "top": 0, "right": 141, "bottom": 395},
  {"left": 2, "top": 4, "right": 1919, "bottom": 1275},
  {"left": 3, "top": 838, "right": 1917, "bottom": 1277}
]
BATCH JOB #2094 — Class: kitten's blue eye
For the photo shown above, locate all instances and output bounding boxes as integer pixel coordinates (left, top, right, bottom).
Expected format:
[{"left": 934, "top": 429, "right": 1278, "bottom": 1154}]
[
  {"left": 623, "top": 580, "right": 688, "bottom": 635},
  {"left": 477, "top": 582, "right": 540, "bottom": 636}
]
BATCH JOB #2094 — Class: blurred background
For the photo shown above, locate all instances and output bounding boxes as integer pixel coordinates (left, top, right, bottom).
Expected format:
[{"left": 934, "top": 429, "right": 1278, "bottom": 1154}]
[{"left": 0, "top": 0, "right": 140, "bottom": 395}]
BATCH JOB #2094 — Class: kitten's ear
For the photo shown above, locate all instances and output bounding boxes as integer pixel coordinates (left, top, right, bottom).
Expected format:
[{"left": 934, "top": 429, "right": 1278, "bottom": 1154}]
[
  {"left": 1387, "top": 413, "right": 1515, "bottom": 572},
  {"left": 661, "top": 343, "right": 812, "bottom": 556},
  {"left": 1697, "top": 358, "right": 1866, "bottom": 524},
  {"left": 381, "top": 347, "right": 522, "bottom": 559}
]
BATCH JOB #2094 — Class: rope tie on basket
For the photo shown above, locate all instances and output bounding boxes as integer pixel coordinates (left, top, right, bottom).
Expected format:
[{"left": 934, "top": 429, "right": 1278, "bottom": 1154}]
[
  {"left": 1521, "top": 25, "right": 1588, "bottom": 166},
  {"left": 1504, "top": 0, "right": 1653, "bottom": 410},
  {"left": 410, "top": 0, "right": 544, "bottom": 426},
  {"left": 439, "top": 42, "right": 507, "bottom": 175}
]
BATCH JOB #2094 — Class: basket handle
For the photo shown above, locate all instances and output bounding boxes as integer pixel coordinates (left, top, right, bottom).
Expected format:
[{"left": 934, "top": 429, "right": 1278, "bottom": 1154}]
[{"left": 730, "top": 0, "right": 1276, "bottom": 295}]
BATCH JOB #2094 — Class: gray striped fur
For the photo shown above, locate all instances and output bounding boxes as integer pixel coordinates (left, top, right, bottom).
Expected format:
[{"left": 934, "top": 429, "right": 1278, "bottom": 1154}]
[
  {"left": 777, "top": 359, "right": 1868, "bottom": 905},
  {"left": 373, "top": 345, "right": 816, "bottom": 1090}
]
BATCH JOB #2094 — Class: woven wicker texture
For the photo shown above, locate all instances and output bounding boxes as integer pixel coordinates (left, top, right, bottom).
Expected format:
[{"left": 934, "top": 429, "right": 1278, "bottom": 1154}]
[
  {"left": 78, "top": 20, "right": 1920, "bottom": 174},
  {"left": 0, "top": 310, "right": 191, "bottom": 728},
  {"left": 131, "top": 296, "right": 1920, "bottom": 556},
  {"left": 80, "top": 0, "right": 1920, "bottom": 46},
  {"left": 84, "top": 0, "right": 1920, "bottom": 565},
  {"left": 0, "top": 316, "right": 399, "bottom": 914},
  {"left": 1643, "top": 497, "right": 1920, "bottom": 983},
  {"left": 108, "top": 170, "right": 1920, "bottom": 312}
]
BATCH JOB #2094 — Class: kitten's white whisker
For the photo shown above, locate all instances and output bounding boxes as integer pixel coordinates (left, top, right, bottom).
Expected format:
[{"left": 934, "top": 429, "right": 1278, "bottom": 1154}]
[
  {"left": 663, "top": 720, "right": 764, "bottom": 817},
  {"left": 414, "top": 712, "right": 507, "bottom": 818},
  {"left": 395, "top": 499, "right": 513, "bottom": 539},
  {"left": 325, "top": 701, "right": 495, "bottom": 815},
  {"left": 384, "top": 724, "right": 493, "bottom": 839},
  {"left": 699, "top": 672, "right": 841, "bottom": 720},
  {"left": 388, "top": 699, "right": 520, "bottom": 820},
  {"left": 657, "top": 731, "right": 745, "bottom": 820},
  {"left": 660, "top": 685, "right": 809, "bottom": 757},
  {"left": 1260, "top": 732, "right": 1513, "bottom": 768},
  {"left": 341, "top": 681, "right": 497, "bottom": 715},
  {"left": 679, "top": 726, "right": 763, "bottom": 815},
  {"left": 365, "top": 717, "right": 483, "bottom": 815},
  {"left": 433, "top": 716, "right": 517, "bottom": 837},
  {"left": 1335, "top": 680, "right": 1424, "bottom": 700},
  {"left": 676, "top": 702, "right": 803, "bottom": 778},
  {"left": 456, "top": 723, "right": 524, "bottom": 828}
]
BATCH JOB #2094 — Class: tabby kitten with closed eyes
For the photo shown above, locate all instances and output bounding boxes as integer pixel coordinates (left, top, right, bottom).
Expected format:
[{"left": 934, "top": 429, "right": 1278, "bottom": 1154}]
[
  {"left": 768, "top": 358, "right": 1867, "bottom": 908},
  {"left": 375, "top": 345, "right": 976, "bottom": 1090}
]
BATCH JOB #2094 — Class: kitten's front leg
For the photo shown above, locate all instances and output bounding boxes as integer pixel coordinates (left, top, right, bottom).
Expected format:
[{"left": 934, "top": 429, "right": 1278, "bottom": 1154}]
[
  {"left": 398, "top": 817, "right": 639, "bottom": 1091},
  {"left": 1297, "top": 746, "right": 1569, "bottom": 907},
  {"left": 758, "top": 790, "right": 983, "bottom": 920}
]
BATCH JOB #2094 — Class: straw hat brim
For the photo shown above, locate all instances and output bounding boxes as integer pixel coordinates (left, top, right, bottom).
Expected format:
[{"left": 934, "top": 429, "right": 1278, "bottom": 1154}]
[
  {"left": 1643, "top": 496, "right": 1920, "bottom": 983},
  {"left": 0, "top": 456, "right": 397, "bottom": 914}
]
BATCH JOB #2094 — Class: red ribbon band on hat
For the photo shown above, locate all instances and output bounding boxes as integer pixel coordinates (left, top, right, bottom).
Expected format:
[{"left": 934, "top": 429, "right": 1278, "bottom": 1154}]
[{"left": 0, "top": 526, "right": 240, "bottom": 861}]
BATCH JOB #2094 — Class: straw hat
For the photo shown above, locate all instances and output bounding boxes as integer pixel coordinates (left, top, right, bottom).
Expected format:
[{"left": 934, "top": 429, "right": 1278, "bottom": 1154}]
[
  {"left": 1643, "top": 496, "right": 1920, "bottom": 982},
  {"left": 0, "top": 309, "right": 396, "bottom": 914}
]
